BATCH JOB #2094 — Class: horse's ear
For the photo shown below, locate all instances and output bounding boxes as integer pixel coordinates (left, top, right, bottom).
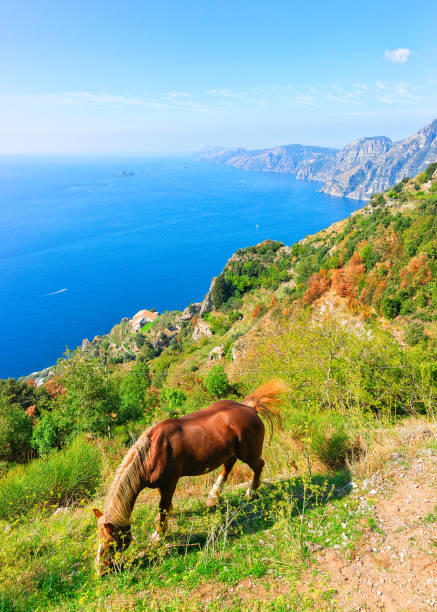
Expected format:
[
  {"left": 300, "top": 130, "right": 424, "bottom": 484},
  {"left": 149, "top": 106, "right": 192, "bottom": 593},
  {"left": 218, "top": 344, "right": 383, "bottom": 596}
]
[
  {"left": 93, "top": 508, "right": 103, "bottom": 519},
  {"left": 104, "top": 522, "right": 115, "bottom": 534}
]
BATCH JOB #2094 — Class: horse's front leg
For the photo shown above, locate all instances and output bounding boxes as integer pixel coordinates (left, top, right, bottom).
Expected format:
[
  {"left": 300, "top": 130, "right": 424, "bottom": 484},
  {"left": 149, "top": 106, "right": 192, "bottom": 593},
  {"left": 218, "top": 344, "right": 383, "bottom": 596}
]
[{"left": 151, "top": 481, "right": 177, "bottom": 543}]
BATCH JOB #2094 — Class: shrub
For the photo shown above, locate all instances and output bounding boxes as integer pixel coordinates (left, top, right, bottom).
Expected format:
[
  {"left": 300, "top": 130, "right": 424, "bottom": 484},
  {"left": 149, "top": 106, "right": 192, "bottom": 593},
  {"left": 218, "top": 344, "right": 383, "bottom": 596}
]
[
  {"left": 117, "top": 360, "right": 151, "bottom": 424},
  {"left": 233, "top": 309, "right": 432, "bottom": 417},
  {"left": 418, "top": 162, "right": 437, "bottom": 184},
  {"left": 160, "top": 387, "right": 187, "bottom": 417},
  {"left": 287, "top": 408, "right": 352, "bottom": 469},
  {"left": 31, "top": 411, "right": 59, "bottom": 456},
  {"left": 404, "top": 322, "right": 426, "bottom": 346},
  {"left": 203, "top": 313, "right": 231, "bottom": 335},
  {"left": 204, "top": 365, "right": 229, "bottom": 398},
  {"left": 381, "top": 296, "right": 401, "bottom": 319},
  {"left": 0, "top": 401, "right": 33, "bottom": 462},
  {"left": 0, "top": 437, "right": 101, "bottom": 520}
]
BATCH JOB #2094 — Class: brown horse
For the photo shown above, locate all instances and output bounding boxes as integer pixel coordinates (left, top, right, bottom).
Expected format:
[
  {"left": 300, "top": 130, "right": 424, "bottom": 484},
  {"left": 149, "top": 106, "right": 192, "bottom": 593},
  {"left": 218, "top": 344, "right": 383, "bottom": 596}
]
[{"left": 93, "top": 379, "right": 286, "bottom": 575}]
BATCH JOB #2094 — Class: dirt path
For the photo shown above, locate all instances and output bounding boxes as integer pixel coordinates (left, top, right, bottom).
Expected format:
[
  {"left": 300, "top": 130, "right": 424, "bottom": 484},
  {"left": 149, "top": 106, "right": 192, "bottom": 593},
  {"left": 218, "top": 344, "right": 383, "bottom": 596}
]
[{"left": 316, "top": 449, "right": 437, "bottom": 611}]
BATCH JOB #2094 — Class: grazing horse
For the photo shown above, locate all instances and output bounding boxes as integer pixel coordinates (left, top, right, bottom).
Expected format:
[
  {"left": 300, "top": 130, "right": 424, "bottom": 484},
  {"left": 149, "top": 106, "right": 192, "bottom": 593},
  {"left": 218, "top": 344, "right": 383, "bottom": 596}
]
[{"left": 93, "top": 379, "right": 286, "bottom": 575}]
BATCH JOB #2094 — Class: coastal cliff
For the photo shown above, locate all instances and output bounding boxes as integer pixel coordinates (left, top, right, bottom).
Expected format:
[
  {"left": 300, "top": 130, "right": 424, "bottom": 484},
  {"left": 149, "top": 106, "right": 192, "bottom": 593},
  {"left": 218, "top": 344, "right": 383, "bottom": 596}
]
[{"left": 201, "top": 119, "right": 437, "bottom": 200}]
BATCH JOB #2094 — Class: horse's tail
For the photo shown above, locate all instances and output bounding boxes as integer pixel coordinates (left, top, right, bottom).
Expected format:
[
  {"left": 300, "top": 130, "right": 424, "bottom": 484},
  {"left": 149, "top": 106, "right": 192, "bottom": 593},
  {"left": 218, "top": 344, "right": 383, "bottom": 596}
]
[{"left": 244, "top": 379, "right": 288, "bottom": 441}]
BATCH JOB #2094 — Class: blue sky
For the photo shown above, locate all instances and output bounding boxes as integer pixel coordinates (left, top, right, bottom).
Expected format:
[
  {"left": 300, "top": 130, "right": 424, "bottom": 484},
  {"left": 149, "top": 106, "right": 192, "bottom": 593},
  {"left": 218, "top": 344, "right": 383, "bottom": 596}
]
[{"left": 1, "top": 0, "right": 437, "bottom": 153}]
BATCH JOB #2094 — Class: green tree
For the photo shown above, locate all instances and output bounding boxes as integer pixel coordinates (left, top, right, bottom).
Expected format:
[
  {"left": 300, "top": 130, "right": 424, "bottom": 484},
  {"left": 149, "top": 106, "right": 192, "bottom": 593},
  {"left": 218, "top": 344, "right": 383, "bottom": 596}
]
[
  {"left": 54, "top": 350, "right": 119, "bottom": 442},
  {"left": 118, "top": 360, "right": 151, "bottom": 423},
  {"left": 0, "top": 398, "right": 33, "bottom": 462},
  {"left": 211, "top": 274, "right": 231, "bottom": 309},
  {"left": 31, "top": 411, "right": 58, "bottom": 456},
  {"left": 381, "top": 296, "right": 401, "bottom": 319}
]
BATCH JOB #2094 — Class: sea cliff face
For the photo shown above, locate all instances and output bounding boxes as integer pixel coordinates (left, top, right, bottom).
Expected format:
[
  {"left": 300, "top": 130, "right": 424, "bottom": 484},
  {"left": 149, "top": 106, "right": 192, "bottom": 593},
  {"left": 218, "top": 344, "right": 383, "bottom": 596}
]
[{"left": 201, "top": 119, "right": 437, "bottom": 200}]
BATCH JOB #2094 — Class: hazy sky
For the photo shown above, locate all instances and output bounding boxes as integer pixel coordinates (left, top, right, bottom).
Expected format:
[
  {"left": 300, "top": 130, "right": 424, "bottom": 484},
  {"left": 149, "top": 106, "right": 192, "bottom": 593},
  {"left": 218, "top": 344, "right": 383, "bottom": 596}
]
[{"left": 2, "top": 0, "right": 437, "bottom": 153}]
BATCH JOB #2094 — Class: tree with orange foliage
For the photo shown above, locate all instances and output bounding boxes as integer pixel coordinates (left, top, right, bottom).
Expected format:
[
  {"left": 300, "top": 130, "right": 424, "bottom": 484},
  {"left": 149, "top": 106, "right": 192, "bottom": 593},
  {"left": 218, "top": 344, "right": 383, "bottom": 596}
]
[
  {"left": 303, "top": 270, "right": 331, "bottom": 305},
  {"left": 45, "top": 376, "right": 65, "bottom": 399},
  {"left": 400, "top": 253, "right": 432, "bottom": 289},
  {"left": 332, "top": 252, "right": 365, "bottom": 299},
  {"left": 331, "top": 268, "right": 349, "bottom": 297}
]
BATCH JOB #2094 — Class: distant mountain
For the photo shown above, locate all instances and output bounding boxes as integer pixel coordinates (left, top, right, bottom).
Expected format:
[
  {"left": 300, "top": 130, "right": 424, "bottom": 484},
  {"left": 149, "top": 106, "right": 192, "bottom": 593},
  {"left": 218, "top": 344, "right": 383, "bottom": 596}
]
[
  {"left": 200, "top": 144, "right": 337, "bottom": 175},
  {"left": 200, "top": 120, "right": 437, "bottom": 200}
]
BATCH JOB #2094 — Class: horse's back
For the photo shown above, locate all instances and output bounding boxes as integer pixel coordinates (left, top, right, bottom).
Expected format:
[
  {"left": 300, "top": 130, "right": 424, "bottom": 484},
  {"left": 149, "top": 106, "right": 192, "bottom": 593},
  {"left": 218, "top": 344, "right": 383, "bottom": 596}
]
[{"left": 150, "top": 400, "right": 264, "bottom": 477}]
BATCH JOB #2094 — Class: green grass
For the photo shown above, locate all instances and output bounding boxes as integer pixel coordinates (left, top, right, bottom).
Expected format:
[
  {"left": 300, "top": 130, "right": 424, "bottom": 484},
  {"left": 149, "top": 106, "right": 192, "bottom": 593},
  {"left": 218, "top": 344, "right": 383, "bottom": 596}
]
[
  {"left": 141, "top": 321, "right": 155, "bottom": 333},
  {"left": 0, "top": 460, "right": 371, "bottom": 611},
  {"left": 0, "top": 437, "right": 101, "bottom": 521}
]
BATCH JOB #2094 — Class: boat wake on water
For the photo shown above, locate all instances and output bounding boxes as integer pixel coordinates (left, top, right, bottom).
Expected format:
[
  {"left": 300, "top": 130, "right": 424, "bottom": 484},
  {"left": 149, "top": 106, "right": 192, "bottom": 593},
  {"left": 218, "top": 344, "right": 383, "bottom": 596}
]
[{"left": 47, "top": 288, "right": 68, "bottom": 296}]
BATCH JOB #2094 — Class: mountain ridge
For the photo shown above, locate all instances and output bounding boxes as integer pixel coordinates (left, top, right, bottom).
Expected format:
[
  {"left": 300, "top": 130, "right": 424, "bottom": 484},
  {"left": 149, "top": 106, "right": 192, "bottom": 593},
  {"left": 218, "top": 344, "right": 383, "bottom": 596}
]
[{"left": 200, "top": 119, "right": 437, "bottom": 200}]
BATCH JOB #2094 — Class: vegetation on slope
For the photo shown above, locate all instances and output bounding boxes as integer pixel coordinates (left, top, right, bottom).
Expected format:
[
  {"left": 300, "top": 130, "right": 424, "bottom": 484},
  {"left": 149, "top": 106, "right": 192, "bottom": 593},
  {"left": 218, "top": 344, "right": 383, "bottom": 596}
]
[{"left": 0, "top": 163, "right": 436, "bottom": 610}]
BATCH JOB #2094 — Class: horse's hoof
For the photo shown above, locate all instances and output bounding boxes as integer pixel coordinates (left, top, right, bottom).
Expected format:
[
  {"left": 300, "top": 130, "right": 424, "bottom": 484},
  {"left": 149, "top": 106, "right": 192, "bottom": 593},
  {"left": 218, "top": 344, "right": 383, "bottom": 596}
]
[{"left": 206, "top": 497, "right": 217, "bottom": 509}]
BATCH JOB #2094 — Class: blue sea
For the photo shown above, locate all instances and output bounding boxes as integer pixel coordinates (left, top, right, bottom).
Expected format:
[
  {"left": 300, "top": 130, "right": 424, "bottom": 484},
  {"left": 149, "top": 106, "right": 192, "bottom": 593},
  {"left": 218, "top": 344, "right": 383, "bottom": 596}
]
[{"left": 0, "top": 156, "right": 363, "bottom": 379}]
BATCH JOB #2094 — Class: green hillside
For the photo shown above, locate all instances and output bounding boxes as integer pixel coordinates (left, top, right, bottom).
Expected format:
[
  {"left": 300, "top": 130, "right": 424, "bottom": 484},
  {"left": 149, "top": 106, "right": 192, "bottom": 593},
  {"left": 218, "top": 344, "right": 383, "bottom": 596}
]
[{"left": 0, "top": 164, "right": 436, "bottom": 611}]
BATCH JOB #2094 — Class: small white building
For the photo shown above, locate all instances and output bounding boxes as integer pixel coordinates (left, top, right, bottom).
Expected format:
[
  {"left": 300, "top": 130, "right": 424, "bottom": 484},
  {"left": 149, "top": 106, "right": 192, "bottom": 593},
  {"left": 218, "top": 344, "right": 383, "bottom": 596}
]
[{"left": 129, "top": 309, "right": 159, "bottom": 333}]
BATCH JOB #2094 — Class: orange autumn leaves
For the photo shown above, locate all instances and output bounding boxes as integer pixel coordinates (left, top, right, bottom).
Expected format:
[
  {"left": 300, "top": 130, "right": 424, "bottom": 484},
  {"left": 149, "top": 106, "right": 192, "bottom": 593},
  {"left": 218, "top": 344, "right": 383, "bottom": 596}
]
[
  {"left": 303, "top": 252, "right": 365, "bottom": 305},
  {"left": 302, "top": 244, "right": 432, "bottom": 311}
]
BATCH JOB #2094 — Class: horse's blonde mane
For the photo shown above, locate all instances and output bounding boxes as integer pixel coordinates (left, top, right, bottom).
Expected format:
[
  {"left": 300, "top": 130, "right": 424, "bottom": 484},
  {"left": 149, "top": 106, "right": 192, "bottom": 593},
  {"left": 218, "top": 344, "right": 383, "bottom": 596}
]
[{"left": 104, "top": 427, "right": 153, "bottom": 526}]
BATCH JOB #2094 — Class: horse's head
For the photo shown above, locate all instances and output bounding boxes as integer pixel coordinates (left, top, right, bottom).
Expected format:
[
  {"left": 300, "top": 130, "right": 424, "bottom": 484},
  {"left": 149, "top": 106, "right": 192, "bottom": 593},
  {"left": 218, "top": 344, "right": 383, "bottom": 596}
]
[{"left": 93, "top": 508, "right": 133, "bottom": 576}]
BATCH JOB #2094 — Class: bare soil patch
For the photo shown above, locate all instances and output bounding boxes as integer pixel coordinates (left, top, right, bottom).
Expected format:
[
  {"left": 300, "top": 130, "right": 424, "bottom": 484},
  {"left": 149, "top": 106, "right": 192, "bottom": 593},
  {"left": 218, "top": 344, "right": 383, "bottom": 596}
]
[{"left": 314, "top": 449, "right": 437, "bottom": 611}]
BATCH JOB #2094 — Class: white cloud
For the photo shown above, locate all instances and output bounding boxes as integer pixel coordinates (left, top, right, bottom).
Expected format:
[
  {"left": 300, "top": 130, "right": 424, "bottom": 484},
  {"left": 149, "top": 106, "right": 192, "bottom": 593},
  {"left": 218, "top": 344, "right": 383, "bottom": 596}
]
[
  {"left": 60, "top": 92, "right": 144, "bottom": 105},
  {"left": 384, "top": 48, "right": 411, "bottom": 64},
  {"left": 165, "top": 91, "right": 191, "bottom": 99},
  {"left": 207, "top": 88, "right": 240, "bottom": 98}
]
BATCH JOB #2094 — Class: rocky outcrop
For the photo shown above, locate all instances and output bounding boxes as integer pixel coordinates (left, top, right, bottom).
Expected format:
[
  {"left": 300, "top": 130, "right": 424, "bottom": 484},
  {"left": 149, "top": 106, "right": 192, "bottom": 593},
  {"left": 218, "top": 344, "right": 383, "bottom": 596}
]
[
  {"left": 201, "top": 120, "right": 437, "bottom": 200},
  {"left": 177, "top": 303, "right": 201, "bottom": 325},
  {"left": 192, "top": 319, "right": 212, "bottom": 342},
  {"left": 208, "top": 346, "right": 224, "bottom": 362},
  {"left": 199, "top": 277, "right": 216, "bottom": 316}
]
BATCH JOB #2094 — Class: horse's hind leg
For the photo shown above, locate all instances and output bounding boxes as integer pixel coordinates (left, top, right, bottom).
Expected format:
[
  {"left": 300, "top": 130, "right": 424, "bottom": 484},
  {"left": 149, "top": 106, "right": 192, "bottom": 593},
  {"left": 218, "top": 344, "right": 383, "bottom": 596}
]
[
  {"left": 207, "top": 456, "right": 237, "bottom": 508},
  {"left": 151, "top": 480, "right": 177, "bottom": 543},
  {"left": 245, "top": 457, "right": 265, "bottom": 498}
]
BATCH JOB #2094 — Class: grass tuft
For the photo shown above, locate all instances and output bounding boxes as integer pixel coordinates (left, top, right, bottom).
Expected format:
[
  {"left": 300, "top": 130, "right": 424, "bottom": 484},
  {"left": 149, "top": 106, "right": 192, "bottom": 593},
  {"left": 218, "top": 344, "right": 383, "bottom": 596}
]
[{"left": 0, "top": 436, "right": 101, "bottom": 521}]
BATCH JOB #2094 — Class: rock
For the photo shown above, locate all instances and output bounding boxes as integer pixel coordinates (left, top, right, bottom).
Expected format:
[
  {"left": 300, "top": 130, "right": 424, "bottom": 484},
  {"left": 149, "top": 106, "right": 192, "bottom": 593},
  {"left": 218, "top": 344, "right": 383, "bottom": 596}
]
[
  {"left": 208, "top": 346, "right": 224, "bottom": 362},
  {"left": 192, "top": 319, "right": 212, "bottom": 341},
  {"left": 199, "top": 278, "right": 216, "bottom": 316},
  {"left": 178, "top": 303, "right": 201, "bottom": 323}
]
